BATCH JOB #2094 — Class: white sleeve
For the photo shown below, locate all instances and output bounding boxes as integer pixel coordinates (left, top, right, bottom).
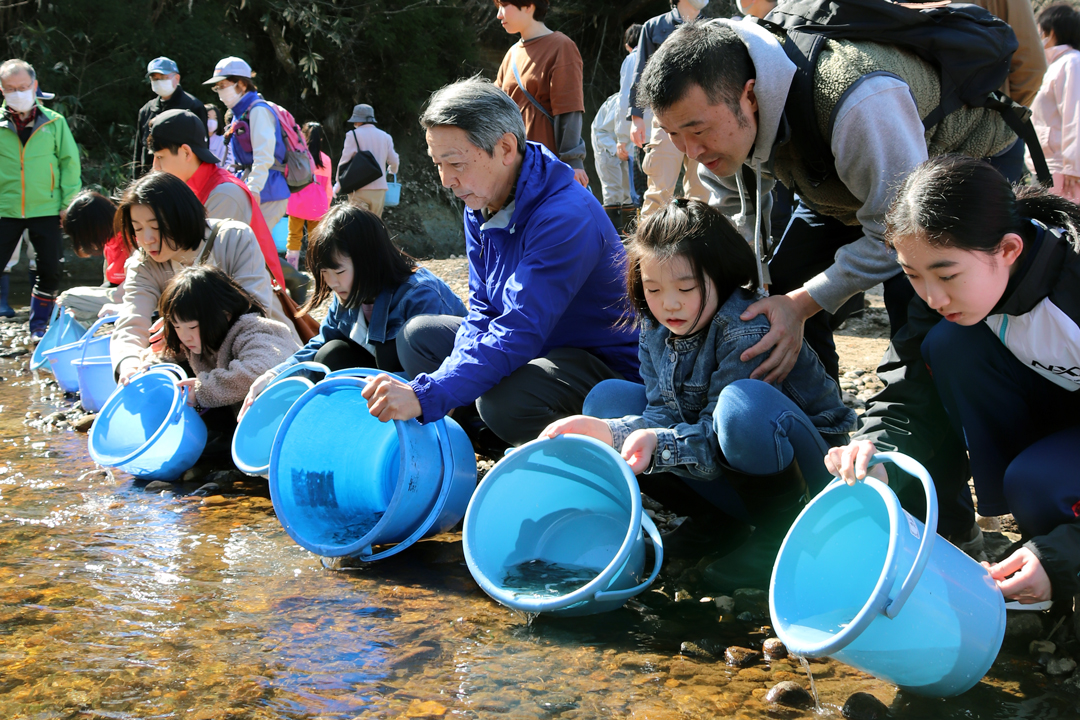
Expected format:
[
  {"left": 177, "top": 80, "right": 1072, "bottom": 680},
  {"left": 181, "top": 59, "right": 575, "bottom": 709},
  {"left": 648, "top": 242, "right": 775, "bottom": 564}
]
[{"left": 246, "top": 105, "right": 277, "bottom": 194}]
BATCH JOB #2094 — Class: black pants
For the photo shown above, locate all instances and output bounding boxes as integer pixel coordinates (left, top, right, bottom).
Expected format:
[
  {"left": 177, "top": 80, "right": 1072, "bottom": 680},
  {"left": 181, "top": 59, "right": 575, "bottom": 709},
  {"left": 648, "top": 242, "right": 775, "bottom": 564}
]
[
  {"left": 397, "top": 314, "right": 624, "bottom": 446},
  {"left": 768, "top": 202, "right": 914, "bottom": 381},
  {"left": 314, "top": 337, "right": 402, "bottom": 374},
  {"left": 0, "top": 216, "right": 63, "bottom": 297}
]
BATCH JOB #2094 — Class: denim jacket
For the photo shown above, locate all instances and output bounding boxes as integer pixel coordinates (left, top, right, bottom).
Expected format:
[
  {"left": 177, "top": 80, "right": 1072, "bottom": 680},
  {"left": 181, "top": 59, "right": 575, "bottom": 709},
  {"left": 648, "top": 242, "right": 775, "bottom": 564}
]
[
  {"left": 273, "top": 267, "right": 466, "bottom": 373},
  {"left": 606, "top": 288, "right": 856, "bottom": 480}
]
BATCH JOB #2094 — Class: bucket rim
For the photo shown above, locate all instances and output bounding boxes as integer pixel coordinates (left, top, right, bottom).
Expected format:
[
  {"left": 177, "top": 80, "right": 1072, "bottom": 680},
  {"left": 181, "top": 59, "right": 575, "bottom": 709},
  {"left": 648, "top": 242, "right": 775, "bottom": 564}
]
[
  {"left": 461, "top": 434, "right": 643, "bottom": 613},
  {"left": 268, "top": 375, "right": 438, "bottom": 557},
  {"left": 267, "top": 361, "right": 331, "bottom": 388},
  {"left": 88, "top": 367, "right": 186, "bottom": 467},
  {"left": 232, "top": 375, "right": 314, "bottom": 476},
  {"left": 769, "top": 476, "right": 905, "bottom": 658}
]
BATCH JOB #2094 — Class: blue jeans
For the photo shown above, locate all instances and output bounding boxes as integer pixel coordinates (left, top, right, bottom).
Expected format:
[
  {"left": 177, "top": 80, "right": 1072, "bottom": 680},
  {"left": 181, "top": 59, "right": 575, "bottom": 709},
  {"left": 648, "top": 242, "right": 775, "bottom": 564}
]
[
  {"left": 922, "top": 320, "right": 1080, "bottom": 533},
  {"left": 584, "top": 378, "right": 835, "bottom": 519}
]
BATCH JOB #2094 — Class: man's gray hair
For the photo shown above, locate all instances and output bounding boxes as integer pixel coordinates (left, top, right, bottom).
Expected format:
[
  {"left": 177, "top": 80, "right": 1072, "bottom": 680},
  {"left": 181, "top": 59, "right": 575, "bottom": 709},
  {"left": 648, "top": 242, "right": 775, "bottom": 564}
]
[
  {"left": 420, "top": 76, "right": 526, "bottom": 156},
  {"left": 0, "top": 59, "right": 36, "bottom": 82}
]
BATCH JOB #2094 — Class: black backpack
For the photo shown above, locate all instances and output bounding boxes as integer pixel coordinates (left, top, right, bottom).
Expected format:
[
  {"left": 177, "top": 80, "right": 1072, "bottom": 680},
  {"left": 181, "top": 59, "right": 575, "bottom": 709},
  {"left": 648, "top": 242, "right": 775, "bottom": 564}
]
[{"left": 761, "top": 0, "right": 1052, "bottom": 187}]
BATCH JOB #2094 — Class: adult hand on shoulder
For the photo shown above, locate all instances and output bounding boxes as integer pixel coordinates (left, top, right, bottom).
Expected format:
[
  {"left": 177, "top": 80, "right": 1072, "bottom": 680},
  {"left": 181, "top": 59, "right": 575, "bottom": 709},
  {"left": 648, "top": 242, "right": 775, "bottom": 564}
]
[
  {"left": 361, "top": 373, "right": 422, "bottom": 422},
  {"left": 984, "top": 547, "right": 1052, "bottom": 604},
  {"left": 630, "top": 116, "right": 647, "bottom": 149},
  {"left": 739, "top": 289, "right": 821, "bottom": 384},
  {"left": 824, "top": 439, "right": 888, "bottom": 486},
  {"left": 621, "top": 429, "right": 658, "bottom": 474},
  {"left": 539, "top": 415, "right": 615, "bottom": 446},
  {"left": 238, "top": 369, "right": 277, "bottom": 421},
  {"left": 573, "top": 168, "right": 590, "bottom": 188}
]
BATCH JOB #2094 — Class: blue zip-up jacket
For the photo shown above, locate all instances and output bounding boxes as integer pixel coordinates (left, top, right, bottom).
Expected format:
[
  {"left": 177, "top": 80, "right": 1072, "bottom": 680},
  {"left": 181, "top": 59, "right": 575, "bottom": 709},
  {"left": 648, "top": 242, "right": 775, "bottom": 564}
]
[
  {"left": 606, "top": 288, "right": 856, "bottom": 481},
  {"left": 409, "top": 142, "right": 640, "bottom": 422},
  {"left": 273, "top": 267, "right": 466, "bottom": 373},
  {"left": 228, "top": 92, "right": 289, "bottom": 204}
]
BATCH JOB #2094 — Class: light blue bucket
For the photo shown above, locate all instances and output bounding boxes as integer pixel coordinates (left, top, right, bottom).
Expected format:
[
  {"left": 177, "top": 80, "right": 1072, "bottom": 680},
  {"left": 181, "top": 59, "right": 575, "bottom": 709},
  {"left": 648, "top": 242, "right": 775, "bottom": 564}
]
[
  {"left": 268, "top": 371, "right": 476, "bottom": 561},
  {"left": 41, "top": 315, "right": 116, "bottom": 393},
  {"left": 232, "top": 376, "right": 314, "bottom": 477},
  {"left": 88, "top": 364, "right": 208, "bottom": 481},
  {"left": 31, "top": 305, "right": 86, "bottom": 370},
  {"left": 462, "top": 435, "right": 663, "bottom": 617},
  {"left": 385, "top": 173, "right": 402, "bottom": 207},
  {"left": 769, "top": 452, "right": 1006, "bottom": 697},
  {"left": 72, "top": 357, "right": 116, "bottom": 413}
]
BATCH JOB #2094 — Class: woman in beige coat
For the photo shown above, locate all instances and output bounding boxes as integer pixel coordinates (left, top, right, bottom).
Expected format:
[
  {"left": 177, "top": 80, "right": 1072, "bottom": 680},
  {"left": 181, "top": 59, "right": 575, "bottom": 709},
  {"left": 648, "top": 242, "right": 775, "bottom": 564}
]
[{"left": 110, "top": 172, "right": 301, "bottom": 380}]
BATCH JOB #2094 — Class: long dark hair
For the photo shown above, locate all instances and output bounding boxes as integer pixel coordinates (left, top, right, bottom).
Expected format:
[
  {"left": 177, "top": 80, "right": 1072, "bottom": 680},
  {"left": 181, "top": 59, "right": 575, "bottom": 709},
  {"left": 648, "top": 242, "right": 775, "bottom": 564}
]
[
  {"left": 303, "top": 121, "right": 325, "bottom": 169},
  {"left": 116, "top": 172, "right": 207, "bottom": 256},
  {"left": 886, "top": 154, "right": 1080, "bottom": 253},
  {"left": 62, "top": 190, "right": 117, "bottom": 257},
  {"left": 302, "top": 204, "right": 416, "bottom": 313},
  {"left": 159, "top": 266, "right": 265, "bottom": 357},
  {"left": 204, "top": 103, "right": 223, "bottom": 136},
  {"left": 625, "top": 199, "right": 756, "bottom": 328},
  {"left": 1039, "top": 4, "right": 1080, "bottom": 48}
]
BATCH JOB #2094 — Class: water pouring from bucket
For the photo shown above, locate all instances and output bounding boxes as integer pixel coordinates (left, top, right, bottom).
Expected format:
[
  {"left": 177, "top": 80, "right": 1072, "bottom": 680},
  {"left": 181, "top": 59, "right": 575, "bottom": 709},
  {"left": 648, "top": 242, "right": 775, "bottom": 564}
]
[
  {"left": 463, "top": 435, "right": 663, "bottom": 617},
  {"left": 769, "top": 452, "right": 1006, "bottom": 697}
]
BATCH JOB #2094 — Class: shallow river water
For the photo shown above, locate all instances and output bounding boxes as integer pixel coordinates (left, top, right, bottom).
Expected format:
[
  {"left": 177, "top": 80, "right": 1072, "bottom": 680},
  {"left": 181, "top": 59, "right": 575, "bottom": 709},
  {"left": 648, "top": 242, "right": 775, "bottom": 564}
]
[{"left": 0, "top": 356, "right": 1076, "bottom": 719}]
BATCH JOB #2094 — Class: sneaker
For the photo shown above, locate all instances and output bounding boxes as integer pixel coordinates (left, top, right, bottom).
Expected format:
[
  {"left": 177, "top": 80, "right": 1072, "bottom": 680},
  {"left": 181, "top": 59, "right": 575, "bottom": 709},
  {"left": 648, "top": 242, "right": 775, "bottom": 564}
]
[{"left": 947, "top": 523, "right": 988, "bottom": 563}]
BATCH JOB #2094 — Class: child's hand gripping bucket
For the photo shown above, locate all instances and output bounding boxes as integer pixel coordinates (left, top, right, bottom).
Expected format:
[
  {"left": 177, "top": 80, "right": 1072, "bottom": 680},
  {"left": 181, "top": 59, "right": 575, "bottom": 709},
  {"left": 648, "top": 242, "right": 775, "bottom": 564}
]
[
  {"left": 231, "top": 362, "right": 330, "bottom": 477},
  {"left": 462, "top": 435, "right": 664, "bottom": 617},
  {"left": 769, "top": 452, "right": 1006, "bottom": 697},
  {"left": 31, "top": 304, "right": 86, "bottom": 370},
  {"left": 88, "top": 364, "right": 208, "bottom": 481},
  {"left": 268, "top": 371, "right": 476, "bottom": 561}
]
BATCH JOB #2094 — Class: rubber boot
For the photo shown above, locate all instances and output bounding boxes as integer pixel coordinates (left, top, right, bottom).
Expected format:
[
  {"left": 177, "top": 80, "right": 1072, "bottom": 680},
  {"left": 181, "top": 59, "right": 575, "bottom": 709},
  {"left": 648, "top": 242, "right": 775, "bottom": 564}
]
[
  {"left": 29, "top": 292, "right": 55, "bottom": 338},
  {"left": 0, "top": 273, "right": 14, "bottom": 318},
  {"left": 603, "top": 205, "right": 623, "bottom": 235},
  {"left": 697, "top": 459, "right": 810, "bottom": 593}
]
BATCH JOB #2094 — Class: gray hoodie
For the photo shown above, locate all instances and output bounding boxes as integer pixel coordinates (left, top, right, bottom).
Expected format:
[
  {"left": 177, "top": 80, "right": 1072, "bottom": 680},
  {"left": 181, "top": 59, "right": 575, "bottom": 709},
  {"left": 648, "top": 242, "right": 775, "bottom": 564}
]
[{"left": 698, "top": 18, "right": 931, "bottom": 314}]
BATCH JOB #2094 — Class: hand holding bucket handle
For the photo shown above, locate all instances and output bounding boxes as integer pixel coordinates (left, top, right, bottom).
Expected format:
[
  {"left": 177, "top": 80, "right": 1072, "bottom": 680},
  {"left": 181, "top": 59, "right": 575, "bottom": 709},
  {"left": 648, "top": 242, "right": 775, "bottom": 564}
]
[
  {"left": 592, "top": 513, "right": 665, "bottom": 603},
  {"left": 833, "top": 452, "right": 939, "bottom": 620}
]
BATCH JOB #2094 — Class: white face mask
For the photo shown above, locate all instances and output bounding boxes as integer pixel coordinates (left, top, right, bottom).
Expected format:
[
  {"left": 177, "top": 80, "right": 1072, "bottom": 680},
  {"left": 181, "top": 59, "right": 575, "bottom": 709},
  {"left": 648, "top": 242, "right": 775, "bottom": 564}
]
[
  {"left": 207, "top": 118, "right": 218, "bottom": 134},
  {"left": 216, "top": 84, "right": 242, "bottom": 109},
  {"left": 685, "top": 0, "right": 710, "bottom": 10},
  {"left": 3, "top": 89, "right": 36, "bottom": 114},
  {"left": 150, "top": 78, "right": 176, "bottom": 98}
]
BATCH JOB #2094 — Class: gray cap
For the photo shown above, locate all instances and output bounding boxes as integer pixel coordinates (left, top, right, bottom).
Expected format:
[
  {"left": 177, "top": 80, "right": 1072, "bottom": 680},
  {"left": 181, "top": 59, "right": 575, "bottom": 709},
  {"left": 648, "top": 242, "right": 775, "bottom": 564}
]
[
  {"left": 147, "top": 57, "right": 179, "bottom": 76},
  {"left": 348, "top": 103, "right": 377, "bottom": 124},
  {"left": 204, "top": 56, "right": 253, "bottom": 85}
]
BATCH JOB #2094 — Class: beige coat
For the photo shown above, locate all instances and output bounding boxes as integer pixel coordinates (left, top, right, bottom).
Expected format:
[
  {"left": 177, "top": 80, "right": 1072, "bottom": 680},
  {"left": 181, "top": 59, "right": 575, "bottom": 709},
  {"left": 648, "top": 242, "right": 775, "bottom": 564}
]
[
  {"left": 110, "top": 219, "right": 302, "bottom": 372},
  {"left": 148, "top": 313, "right": 299, "bottom": 410},
  {"left": 971, "top": 0, "right": 1048, "bottom": 107}
]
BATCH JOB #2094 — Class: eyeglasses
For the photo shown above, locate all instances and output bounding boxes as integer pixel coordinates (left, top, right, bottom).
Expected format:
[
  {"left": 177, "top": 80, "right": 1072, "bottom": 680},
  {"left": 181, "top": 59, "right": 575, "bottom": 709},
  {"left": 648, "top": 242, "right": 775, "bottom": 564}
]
[{"left": 211, "top": 81, "right": 233, "bottom": 92}]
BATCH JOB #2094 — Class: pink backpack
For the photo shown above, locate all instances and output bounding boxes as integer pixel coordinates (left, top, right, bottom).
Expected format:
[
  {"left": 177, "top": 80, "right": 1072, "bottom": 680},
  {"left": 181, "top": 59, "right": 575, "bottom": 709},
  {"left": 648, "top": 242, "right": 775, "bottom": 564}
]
[{"left": 264, "top": 100, "right": 315, "bottom": 192}]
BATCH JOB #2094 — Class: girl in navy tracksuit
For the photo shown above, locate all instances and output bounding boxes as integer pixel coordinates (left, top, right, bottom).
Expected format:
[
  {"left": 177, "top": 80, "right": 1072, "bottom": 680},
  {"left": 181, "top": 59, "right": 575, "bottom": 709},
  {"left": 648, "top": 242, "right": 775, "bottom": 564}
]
[{"left": 830, "top": 154, "right": 1080, "bottom": 607}]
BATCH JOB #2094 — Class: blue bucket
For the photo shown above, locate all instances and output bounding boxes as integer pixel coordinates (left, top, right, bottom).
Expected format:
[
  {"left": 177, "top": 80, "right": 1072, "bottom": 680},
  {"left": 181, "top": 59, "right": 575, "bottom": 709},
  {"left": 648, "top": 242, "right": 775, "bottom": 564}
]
[
  {"left": 87, "top": 364, "right": 208, "bottom": 481},
  {"left": 462, "top": 435, "right": 663, "bottom": 617},
  {"left": 769, "top": 452, "right": 1006, "bottom": 697},
  {"left": 268, "top": 371, "right": 476, "bottom": 561},
  {"left": 232, "top": 376, "right": 314, "bottom": 477},
  {"left": 31, "top": 305, "right": 86, "bottom": 370},
  {"left": 72, "top": 357, "right": 116, "bottom": 413},
  {"left": 41, "top": 316, "right": 116, "bottom": 393},
  {"left": 385, "top": 173, "right": 402, "bottom": 207}
]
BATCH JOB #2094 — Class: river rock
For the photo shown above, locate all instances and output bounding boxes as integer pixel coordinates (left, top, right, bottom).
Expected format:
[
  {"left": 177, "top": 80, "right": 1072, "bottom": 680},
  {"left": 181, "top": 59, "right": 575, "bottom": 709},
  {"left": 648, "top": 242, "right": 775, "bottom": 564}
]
[
  {"left": 842, "top": 691, "right": 888, "bottom": 720},
  {"left": 763, "top": 638, "right": 788, "bottom": 661},
  {"left": 680, "top": 641, "right": 715, "bottom": 659},
  {"left": 733, "top": 588, "right": 768, "bottom": 616},
  {"left": 725, "top": 646, "right": 762, "bottom": 667},
  {"left": 1030, "top": 640, "right": 1056, "bottom": 655},
  {"left": 144, "top": 481, "right": 175, "bottom": 493},
  {"left": 72, "top": 414, "right": 96, "bottom": 432},
  {"left": 714, "top": 595, "right": 735, "bottom": 614},
  {"left": 536, "top": 693, "right": 578, "bottom": 714},
  {"left": 1004, "top": 612, "right": 1044, "bottom": 648},
  {"left": 764, "top": 680, "right": 813, "bottom": 708},
  {"left": 1047, "top": 657, "right": 1077, "bottom": 676}
]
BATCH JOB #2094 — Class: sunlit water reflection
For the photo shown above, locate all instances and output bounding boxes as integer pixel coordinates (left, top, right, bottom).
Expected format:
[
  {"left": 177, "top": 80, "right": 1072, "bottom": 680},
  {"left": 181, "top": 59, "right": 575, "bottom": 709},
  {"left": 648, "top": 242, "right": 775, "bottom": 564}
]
[{"left": 0, "top": 356, "right": 1073, "bottom": 719}]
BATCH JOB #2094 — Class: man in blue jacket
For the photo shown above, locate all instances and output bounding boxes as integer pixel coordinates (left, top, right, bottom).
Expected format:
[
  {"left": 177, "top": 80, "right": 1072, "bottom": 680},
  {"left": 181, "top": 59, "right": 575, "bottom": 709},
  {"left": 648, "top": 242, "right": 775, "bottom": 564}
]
[{"left": 362, "top": 78, "right": 639, "bottom": 447}]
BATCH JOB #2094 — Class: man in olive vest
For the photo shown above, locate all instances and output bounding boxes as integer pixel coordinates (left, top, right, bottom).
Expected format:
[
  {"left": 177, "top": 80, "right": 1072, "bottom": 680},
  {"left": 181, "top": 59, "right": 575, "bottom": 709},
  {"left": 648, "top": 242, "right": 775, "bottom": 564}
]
[{"left": 637, "top": 19, "right": 1014, "bottom": 558}]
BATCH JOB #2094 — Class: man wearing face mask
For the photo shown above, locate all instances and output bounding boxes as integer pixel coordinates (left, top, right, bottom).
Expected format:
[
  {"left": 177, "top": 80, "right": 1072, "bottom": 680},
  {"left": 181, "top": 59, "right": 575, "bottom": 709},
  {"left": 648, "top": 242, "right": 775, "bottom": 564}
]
[
  {"left": 627, "top": 0, "right": 712, "bottom": 220},
  {"left": 133, "top": 57, "right": 207, "bottom": 180},
  {"left": 0, "top": 59, "right": 81, "bottom": 337}
]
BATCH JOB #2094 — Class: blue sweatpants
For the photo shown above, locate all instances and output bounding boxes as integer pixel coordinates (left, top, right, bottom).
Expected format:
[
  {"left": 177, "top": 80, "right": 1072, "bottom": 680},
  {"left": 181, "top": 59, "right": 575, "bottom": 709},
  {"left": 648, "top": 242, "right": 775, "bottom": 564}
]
[{"left": 922, "top": 320, "right": 1080, "bottom": 535}]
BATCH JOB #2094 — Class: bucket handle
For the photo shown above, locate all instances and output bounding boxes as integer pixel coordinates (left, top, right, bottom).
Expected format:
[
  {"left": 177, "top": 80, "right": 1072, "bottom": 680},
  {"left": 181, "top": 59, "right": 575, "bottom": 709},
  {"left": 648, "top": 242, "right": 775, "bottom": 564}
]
[
  {"left": 144, "top": 363, "right": 188, "bottom": 382},
  {"left": 865, "top": 452, "right": 938, "bottom": 620},
  {"left": 591, "top": 513, "right": 665, "bottom": 604},
  {"left": 78, "top": 315, "right": 118, "bottom": 365}
]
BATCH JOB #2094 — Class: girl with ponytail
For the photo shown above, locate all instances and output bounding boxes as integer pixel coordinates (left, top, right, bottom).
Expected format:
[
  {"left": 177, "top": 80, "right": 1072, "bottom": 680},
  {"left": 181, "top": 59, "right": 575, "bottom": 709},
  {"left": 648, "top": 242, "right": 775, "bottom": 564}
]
[{"left": 827, "top": 154, "right": 1080, "bottom": 608}]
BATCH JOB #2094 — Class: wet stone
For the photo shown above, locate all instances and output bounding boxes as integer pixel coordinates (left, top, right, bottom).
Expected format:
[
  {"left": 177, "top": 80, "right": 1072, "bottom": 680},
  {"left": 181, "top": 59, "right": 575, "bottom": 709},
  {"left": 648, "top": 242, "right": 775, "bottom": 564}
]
[
  {"left": 536, "top": 693, "right": 578, "bottom": 714},
  {"left": 842, "top": 691, "right": 889, "bottom": 720},
  {"left": 763, "top": 638, "right": 787, "bottom": 661},
  {"left": 144, "top": 481, "right": 175, "bottom": 493},
  {"left": 1047, "top": 657, "right": 1077, "bottom": 676},
  {"left": 725, "top": 646, "right": 762, "bottom": 667},
  {"left": 764, "top": 680, "right": 813, "bottom": 708},
  {"left": 72, "top": 414, "right": 95, "bottom": 432},
  {"left": 733, "top": 588, "right": 768, "bottom": 616},
  {"left": 1004, "top": 612, "right": 1044, "bottom": 648},
  {"left": 1031, "top": 640, "right": 1057, "bottom": 655},
  {"left": 714, "top": 595, "right": 735, "bottom": 614}
]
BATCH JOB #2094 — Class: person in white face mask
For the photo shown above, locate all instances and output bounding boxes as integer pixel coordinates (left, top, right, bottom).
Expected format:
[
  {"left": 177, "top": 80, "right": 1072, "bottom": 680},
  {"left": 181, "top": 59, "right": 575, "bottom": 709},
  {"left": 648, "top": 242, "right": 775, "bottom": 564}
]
[
  {"left": 0, "top": 58, "right": 82, "bottom": 337},
  {"left": 133, "top": 57, "right": 207, "bottom": 180}
]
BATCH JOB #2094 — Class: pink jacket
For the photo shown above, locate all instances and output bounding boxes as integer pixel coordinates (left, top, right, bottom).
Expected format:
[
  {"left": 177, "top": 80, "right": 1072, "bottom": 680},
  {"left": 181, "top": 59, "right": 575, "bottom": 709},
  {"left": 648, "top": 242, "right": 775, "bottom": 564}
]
[
  {"left": 1028, "top": 44, "right": 1080, "bottom": 178},
  {"left": 286, "top": 151, "right": 333, "bottom": 221}
]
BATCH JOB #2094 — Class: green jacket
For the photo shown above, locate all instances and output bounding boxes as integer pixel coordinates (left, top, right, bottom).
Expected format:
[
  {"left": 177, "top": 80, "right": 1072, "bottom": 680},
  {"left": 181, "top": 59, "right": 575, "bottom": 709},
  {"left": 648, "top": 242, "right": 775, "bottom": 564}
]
[{"left": 0, "top": 102, "right": 81, "bottom": 218}]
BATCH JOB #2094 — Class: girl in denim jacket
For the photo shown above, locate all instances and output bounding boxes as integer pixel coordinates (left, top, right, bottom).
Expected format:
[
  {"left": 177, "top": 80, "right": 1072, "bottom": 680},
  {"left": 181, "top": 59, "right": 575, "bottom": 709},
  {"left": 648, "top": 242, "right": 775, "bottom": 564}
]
[
  {"left": 543, "top": 199, "right": 854, "bottom": 589},
  {"left": 240, "top": 205, "right": 466, "bottom": 416}
]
